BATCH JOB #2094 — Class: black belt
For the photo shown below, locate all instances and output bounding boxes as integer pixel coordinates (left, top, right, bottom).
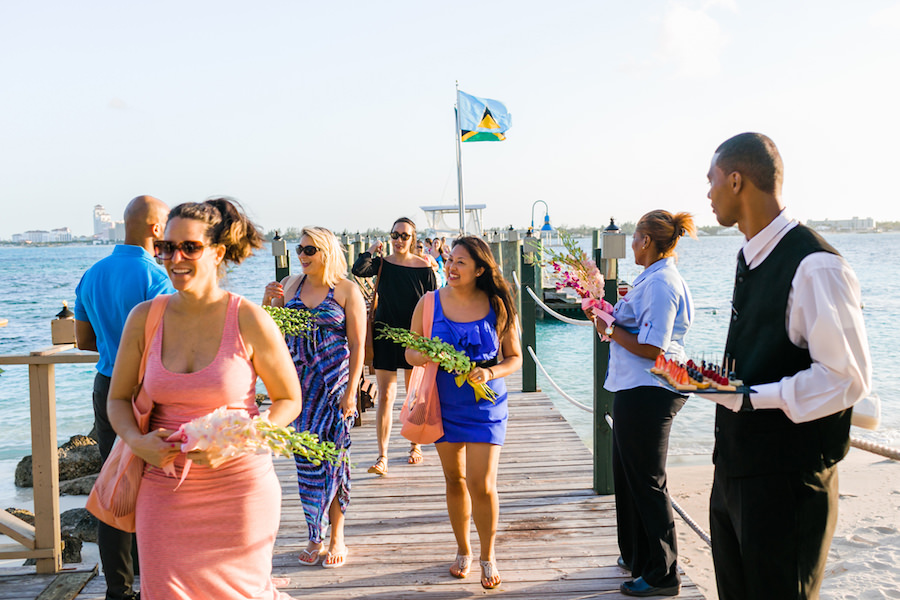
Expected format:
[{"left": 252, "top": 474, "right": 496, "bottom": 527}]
[{"left": 475, "top": 357, "right": 499, "bottom": 369}]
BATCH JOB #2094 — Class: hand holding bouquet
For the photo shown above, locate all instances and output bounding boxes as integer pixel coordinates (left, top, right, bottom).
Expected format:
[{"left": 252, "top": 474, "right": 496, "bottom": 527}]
[
  {"left": 163, "top": 407, "right": 342, "bottom": 489},
  {"left": 543, "top": 231, "right": 616, "bottom": 326},
  {"left": 263, "top": 305, "right": 317, "bottom": 339},
  {"left": 376, "top": 324, "right": 498, "bottom": 403}
]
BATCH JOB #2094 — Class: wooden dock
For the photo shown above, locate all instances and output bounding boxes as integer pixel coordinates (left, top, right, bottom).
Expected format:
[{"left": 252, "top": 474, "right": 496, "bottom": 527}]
[{"left": 8, "top": 375, "right": 706, "bottom": 599}]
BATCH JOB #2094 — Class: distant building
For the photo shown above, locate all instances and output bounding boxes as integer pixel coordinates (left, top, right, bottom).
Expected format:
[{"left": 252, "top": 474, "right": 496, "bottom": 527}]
[
  {"left": 50, "top": 227, "right": 73, "bottom": 242},
  {"left": 806, "top": 217, "right": 875, "bottom": 232},
  {"left": 24, "top": 230, "right": 51, "bottom": 243},
  {"left": 93, "top": 204, "right": 113, "bottom": 241},
  {"left": 113, "top": 221, "right": 125, "bottom": 242},
  {"left": 11, "top": 233, "right": 25, "bottom": 243}
]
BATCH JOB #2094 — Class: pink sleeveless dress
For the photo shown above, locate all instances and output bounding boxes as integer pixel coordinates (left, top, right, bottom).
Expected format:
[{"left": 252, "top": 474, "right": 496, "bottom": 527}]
[{"left": 136, "top": 293, "right": 290, "bottom": 600}]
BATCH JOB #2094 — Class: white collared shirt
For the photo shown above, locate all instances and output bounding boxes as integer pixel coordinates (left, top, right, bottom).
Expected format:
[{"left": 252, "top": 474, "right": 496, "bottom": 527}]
[{"left": 743, "top": 210, "right": 872, "bottom": 423}]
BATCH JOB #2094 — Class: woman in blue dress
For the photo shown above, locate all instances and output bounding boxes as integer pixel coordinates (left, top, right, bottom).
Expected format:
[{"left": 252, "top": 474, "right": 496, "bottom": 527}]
[
  {"left": 262, "top": 226, "right": 366, "bottom": 569},
  {"left": 406, "top": 236, "right": 522, "bottom": 590}
]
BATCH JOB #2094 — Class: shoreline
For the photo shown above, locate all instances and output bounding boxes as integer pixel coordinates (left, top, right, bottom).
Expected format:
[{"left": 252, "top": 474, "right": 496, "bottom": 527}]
[{"left": 669, "top": 447, "right": 900, "bottom": 599}]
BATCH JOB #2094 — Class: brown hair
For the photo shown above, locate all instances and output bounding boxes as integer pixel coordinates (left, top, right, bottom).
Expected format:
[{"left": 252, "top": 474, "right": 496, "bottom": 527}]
[
  {"left": 168, "top": 197, "right": 263, "bottom": 266},
  {"left": 637, "top": 210, "right": 697, "bottom": 258},
  {"left": 392, "top": 217, "right": 417, "bottom": 238},
  {"left": 451, "top": 236, "right": 518, "bottom": 338}
]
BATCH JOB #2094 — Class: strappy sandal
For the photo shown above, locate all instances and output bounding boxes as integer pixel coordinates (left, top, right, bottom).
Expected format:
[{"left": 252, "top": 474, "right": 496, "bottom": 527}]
[
  {"left": 298, "top": 544, "right": 323, "bottom": 566},
  {"left": 322, "top": 546, "right": 349, "bottom": 569},
  {"left": 480, "top": 559, "right": 501, "bottom": 589},
  {"left": 367, "top": 455, "right": 388, "bottom": 476},
  {"left": 450, "top": 554, "right": 472, "bottom": 579},
  {"left": 408, "top": 444, "right": 423, "bottom": 465}
]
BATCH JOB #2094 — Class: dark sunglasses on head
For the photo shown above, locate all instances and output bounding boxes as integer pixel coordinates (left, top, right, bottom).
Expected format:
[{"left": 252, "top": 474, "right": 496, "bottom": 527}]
[
  {"left": 296, "top": 245, "right": 319, "bottom": 256},
  {"left": 390, "top": 231, "right": 411, "bottom": 241},
  {"left": 153, "top": 240, "right": 208, "bottom": 260}
]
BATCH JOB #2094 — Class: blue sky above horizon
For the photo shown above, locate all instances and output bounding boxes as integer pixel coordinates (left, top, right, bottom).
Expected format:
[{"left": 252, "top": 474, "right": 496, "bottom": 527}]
[{"left": 2, "top": 1, "right": 899, "bottom": 238}]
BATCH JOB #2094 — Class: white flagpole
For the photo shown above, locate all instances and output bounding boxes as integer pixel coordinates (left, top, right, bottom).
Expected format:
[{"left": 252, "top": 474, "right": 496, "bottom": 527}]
[{"left": 455, "top": 82, "right": 466, "bottom": 237}]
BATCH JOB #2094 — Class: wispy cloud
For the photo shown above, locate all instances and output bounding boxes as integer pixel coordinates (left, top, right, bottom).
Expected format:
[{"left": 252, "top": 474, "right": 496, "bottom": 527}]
[
  {"left": 869, "top": 2, "right": 900, "bottom": 29},
  {"left": 658, "top": 1, "right": 730, "bottom": 78},
  {"left": 108, "top": 98, "right": 129, "bottom": 110}
]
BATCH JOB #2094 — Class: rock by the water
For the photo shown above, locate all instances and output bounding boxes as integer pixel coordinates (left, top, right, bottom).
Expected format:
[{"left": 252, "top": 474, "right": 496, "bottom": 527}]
[
  {"left": 59, "top": 473, "right": 99, "bottom": 495},
  {"left": 5, "top": 507, "right": 35, "bottom": 525},
  {"left": 15, "top": 435, "right": 101, "bottom": 488},
  {"left": 61, "top": 508, "right": 98, "bottom": 543}
]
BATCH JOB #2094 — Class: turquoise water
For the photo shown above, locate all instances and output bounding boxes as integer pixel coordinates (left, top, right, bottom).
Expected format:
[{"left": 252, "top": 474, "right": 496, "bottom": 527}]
[{"left": 1, "top": 233, "right": 897, "bottom": 505}]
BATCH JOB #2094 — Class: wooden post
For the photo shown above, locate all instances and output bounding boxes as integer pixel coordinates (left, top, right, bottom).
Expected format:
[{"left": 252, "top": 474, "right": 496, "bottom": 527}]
[
  {"left": 502, "top": 231, "right": 522, "bottom": 301},
  {"left": 592, "top": 242, "right": 615, "bottom": 495},
  {"left": 519, "top": 243, "right": 540, "bottom": 393},
  {"left": 29, "top": 360, "right": 62, "bottom": 573}
]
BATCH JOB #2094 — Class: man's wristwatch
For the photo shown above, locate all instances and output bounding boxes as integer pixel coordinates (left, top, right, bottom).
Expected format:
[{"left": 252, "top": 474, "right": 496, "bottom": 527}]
[{"left": 604, "top": 324, "right": 615, "bottom": 337}]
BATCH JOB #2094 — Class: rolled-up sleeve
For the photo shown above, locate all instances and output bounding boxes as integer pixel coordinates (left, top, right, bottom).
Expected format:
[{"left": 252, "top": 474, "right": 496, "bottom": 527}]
[{"left": 635, "top": 280, "right": 679, "bottom": 350}]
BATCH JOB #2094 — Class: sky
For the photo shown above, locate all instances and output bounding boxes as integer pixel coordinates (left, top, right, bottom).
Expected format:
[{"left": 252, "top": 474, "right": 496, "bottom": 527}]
[{"left": 2, "top": 0, "right": 899, "bottom": 239}]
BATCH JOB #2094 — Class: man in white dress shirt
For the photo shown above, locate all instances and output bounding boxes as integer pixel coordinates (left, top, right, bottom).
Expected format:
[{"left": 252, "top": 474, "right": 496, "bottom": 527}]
[{"left": 701, "top": 132, "right": 871, "bottom": 600}]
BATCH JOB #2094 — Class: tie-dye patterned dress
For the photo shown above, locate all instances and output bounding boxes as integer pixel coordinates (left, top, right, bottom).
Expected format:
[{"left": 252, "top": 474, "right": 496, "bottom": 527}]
[{"left": 285, "top": 277, "right": 352, "bottom": 543}]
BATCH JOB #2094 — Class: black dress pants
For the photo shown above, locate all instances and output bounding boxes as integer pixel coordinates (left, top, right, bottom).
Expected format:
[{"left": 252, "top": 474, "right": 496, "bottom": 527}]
[
  {"left": 93, "top": 373, "right": 138, "bottom": 600},
  {"left": 612, "top": 385, "right": 685, "bottom": 587},
  {"left": 710, "top": 462, "right": 839, "bottom": 600}
]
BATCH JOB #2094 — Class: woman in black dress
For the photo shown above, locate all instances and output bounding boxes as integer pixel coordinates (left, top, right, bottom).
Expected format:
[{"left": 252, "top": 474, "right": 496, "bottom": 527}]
[{"left": 351, "top": 217, "right": 437, "bottom": 475}]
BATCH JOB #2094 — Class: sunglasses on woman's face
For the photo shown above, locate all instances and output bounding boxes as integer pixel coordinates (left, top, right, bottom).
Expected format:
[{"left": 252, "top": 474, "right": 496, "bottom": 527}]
[
  {"left": 296, "top": 245, "right": 319, "bottom": 256},
  {"left": 390, "top": 231, "right": 411, "bottom": 241},
  {"left": 153, "top": 240, "right": 208, "bottom": 260}
]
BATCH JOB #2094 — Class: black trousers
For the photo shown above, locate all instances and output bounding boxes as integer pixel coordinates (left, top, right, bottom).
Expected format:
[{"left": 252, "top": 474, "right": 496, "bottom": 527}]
[
  {"left": 612, "top": 386, "right": 685, "bottom": 587},
  {"left": 93, "top": 373, "right": 138, "bottom": 600},
  {"left": 710, "top": 462, "right": 839, "bottom": 600}
]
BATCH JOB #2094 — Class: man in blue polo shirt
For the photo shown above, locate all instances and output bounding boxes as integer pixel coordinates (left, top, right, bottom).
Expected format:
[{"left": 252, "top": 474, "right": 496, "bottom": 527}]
[{"left": 75, "top": 195, "right": 174, "bottom": 600}]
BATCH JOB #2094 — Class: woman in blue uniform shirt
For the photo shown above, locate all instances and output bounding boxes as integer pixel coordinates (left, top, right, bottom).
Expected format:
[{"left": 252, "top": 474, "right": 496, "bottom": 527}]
[{"left": 595, "top": 210, "right": 696, "bottom": 597}]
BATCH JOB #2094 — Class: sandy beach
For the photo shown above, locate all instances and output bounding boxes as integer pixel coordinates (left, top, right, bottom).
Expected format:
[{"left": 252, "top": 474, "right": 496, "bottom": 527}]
[{"left": 669, "top": 447, "right": 900, "bottom": 599}]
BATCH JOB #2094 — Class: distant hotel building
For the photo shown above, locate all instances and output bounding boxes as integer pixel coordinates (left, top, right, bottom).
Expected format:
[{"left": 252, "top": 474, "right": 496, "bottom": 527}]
[
  {"left": 12, "top": 227, "right": 73, "bottom": 243},
  {"left": 93, "top": 204, "right": 124, "bottom": 242},
  {"left": 806, "top": 216, "right": 875, "bottom": 232}
]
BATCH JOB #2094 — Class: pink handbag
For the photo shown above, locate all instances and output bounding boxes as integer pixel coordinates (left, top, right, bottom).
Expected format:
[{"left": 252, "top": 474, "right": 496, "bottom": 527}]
[
  {"left": 399, "top": 292, "right": 444, "bottom": 445},
  {"left": 86, "top": 295, "right": 169, "bottom": 532}
]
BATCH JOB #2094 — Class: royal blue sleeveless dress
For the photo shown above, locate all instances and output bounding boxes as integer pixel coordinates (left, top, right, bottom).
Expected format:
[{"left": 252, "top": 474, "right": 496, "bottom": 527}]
[
  {"left": 432, "top": 291, "right": 508, "bottom": 445},
  {"left": 284, "top": 277, "right": 352, "bottom": 543}
]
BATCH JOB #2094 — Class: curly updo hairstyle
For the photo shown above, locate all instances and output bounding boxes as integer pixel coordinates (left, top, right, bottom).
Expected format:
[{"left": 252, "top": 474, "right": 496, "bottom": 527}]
[
  {"left": 637, "top": 210, "right": 698, "bottom": 258},
  {"left": 167, "top": 197, "right": 264, "bottom": 268}
]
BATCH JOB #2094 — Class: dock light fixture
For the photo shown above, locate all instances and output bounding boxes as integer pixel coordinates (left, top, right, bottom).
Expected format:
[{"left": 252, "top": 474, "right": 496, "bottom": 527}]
[
  {"left": 601, "top": 218, "right": 627, "bottom": 280},
  {"left": 51, "top": 301, "right": 76, "bottom": 345}
]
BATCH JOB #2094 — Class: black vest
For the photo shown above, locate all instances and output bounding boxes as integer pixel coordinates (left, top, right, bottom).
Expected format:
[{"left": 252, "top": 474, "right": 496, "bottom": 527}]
[{"left": 714, "top": 224, "right": 852, "bottom": 476}]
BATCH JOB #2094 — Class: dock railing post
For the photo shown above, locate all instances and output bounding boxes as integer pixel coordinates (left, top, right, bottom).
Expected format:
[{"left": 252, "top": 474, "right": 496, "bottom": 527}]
[
  {"left": 520, "top": 241, "right": 540, "bottom": 393},
  {"left": 29, "top": 358, "right": 62, "bottom": 573},
  {"left": 502, "top": 230, "right": 522, "bottom": 315},
  {"left": 592, "top": 240, "right": 615, "bottom": 495}
]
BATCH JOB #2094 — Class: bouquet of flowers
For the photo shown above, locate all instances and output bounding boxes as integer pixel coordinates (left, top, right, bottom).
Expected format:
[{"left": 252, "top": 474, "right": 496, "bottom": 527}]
[
  {"left": 164, "top": 407, "right": 342, "bottom": 489},
  {"left": 543, "top": 231, "right": 616, "bottom": 326},
  {"left": 263, "top": 305, "right": 317, "bottom": 339},
  {"left": 376, "top": 324, "right": 498, "bottom": 404}
]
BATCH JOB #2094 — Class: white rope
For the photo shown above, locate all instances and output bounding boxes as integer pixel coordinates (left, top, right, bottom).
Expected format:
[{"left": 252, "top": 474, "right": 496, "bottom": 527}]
[
  {"left": 526, "top": 346, "right": 593, "bottom": 413},
  {"left": 850, "top": 436, "right": 900, "bottom": 461},
  {"left": 525, "top": 285, "right": 593, "bottom": 326},
  {"left": 605, "top": 413, "right": 613, "bottom": 429}
]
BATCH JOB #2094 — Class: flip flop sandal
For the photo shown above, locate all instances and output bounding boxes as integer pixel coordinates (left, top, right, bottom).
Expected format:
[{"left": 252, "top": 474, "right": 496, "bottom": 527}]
[
  {"left": 450, "top": 554, "right": 472, "bottom": 578},
  {"left": 367, "top": 455, "right": 388, "bottom": 476},
  {"left": 298, "top": 547, "right": 322, "bottom": 566},
  {"left": 322, "top": 547, "right": 349, "bottom": 569},
  {"left": 480, "top": 560, "right": 501, "bottom": 589},
  {"left": 408, "top": 445, "right": 423, "bottom": 465}
]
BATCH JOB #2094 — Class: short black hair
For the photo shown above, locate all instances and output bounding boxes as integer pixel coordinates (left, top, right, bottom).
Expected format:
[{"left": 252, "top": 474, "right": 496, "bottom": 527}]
[{"left": 714, "top": 132, "right": 783, "bottom": 195}]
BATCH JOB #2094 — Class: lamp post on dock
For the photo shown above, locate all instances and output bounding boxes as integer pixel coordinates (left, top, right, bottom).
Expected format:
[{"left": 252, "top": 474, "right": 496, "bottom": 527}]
[
  {"left": 592, "top": 219, "right": 627, "bottom": 495},
  {"left": 271, "top": 231, "right": 290, "bottom": 282}
]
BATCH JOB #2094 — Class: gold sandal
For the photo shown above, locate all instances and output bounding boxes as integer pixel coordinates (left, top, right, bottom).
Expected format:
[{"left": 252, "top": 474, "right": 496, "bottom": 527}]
[
  {"left": 408, "top": 444, "right": 423, "bottom": 465},
  {"left": 450, "top": 554, "right": 472, "bottom": 578},
  {"left": 480, "top": 559, "right": 501, "bottom": 589},
  {"left": 367, "top": 455, "right": 388, "bottom": 476}
]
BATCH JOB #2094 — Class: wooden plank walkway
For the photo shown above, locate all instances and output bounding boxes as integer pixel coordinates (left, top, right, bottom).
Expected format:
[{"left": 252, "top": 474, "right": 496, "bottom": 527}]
[{"left": 14, "top": 374, "right": 706, "bottom": 599}]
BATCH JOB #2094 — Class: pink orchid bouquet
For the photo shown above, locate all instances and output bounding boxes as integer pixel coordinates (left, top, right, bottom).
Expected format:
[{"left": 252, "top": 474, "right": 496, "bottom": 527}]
[
  {"left": 164, "top": 407, "right": 342, "bottom": 489},
  {"left": 543, "top": 231, "right": 616, "bottom": 326}
]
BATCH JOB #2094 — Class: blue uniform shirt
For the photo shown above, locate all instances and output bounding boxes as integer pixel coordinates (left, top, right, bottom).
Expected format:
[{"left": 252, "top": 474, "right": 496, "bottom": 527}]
[
  {"left": 74, "top": 245, "right": 174, "bottom": 377},
  {"left": 604, "top": 257, "right": 693, "bottom": 392}
]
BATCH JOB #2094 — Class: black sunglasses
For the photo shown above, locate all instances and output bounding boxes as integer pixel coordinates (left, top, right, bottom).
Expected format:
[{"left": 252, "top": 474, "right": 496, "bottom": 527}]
[
  {"left": 153, "top": 240, "right": 208, "bottom": 260},
  {"left": 296, "top": 245, "right": 319, "bottom": 256},
  {"left": 390, "top": 231, "right": 411, "bottom": 241}
]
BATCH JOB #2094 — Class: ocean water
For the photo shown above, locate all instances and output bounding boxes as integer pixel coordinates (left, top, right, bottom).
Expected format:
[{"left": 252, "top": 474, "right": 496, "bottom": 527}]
[{"left": 0, "top": 233, "right": 897, "bottom": 507}]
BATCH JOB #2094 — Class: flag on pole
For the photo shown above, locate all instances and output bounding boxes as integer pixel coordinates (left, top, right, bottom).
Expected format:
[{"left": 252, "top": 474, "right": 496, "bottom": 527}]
[{"left": 458, "top": 90, "right": 511, "bottom": 142}]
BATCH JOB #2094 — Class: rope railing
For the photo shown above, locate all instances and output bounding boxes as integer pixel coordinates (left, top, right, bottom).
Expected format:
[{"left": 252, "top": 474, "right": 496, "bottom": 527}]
[
  {"left": 511, "top": 270, "right": 591, "bottom": 327},
  {"left": 849, "top": 437, "right": 900, "bottom": 461},
  {"left": 526, "top": 346, "right": 592, "bottom": 413}
]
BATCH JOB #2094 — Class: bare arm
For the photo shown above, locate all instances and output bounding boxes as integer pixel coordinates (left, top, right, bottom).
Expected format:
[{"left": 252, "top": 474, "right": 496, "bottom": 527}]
[
  {"left": 596, "top": 320, "right": 663, "bottom": 360},
  {"left": 107, "top": 303, "right": 181, "bottom": 467},
  {"left": 404, "top": 296, "right": 430, "bottom": 367},
  {"left": 239, "top": 301, "right": 302, "bottom": 427},
  {"left": 337, "top": 279, "right": 366, "bottom": 418},
  {"left": 75, "top": 319, "right": 97, "bottom": 352}
]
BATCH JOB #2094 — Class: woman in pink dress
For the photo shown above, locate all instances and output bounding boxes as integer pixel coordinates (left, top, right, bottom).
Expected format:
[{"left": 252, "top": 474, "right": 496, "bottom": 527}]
[{"left": 108, "top": 198, "right": 301, "bottom": 600}]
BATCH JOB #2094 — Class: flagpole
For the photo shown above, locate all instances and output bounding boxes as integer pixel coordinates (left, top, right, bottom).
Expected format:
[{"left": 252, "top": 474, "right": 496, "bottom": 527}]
[{"left": 455, "top": 82, "right": 465, "bottom": 237}]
